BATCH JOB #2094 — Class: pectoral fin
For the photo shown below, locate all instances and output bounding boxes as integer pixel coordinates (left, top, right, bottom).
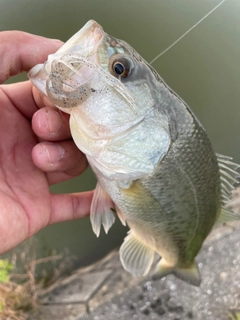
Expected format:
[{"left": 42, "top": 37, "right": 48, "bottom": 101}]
[
  {"left": 90, "top": 183, "right": 115, "bottom": 237},
  {"left": 119, "top": 231, "right": 154, "bottom": 276},
  {"left": 116, "top": 208, "right": 127, "bottom": 226}
]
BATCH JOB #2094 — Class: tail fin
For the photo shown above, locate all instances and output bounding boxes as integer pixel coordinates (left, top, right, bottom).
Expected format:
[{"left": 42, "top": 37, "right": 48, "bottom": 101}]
[{"left": 152, "top": 259, "right": 201, "bottom": 287}]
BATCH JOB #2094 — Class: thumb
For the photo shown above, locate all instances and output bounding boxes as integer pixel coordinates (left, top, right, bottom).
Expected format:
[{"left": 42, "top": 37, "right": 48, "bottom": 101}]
[{"left": 0, "top": 30, "right": 63, "bottom": 84}]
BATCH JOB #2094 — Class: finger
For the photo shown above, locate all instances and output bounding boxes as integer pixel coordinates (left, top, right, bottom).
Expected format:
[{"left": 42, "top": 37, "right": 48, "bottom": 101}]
[
  {"left": 0, "top": 81, "right": 37, "bottom": 119},
  {"left": 49, "top": 191, "right": 93, "bottom": 225},
  {"left": 0, "top": 31, "right": 63, "bottom": 84},
  {"left": 32, "top": 86, "right": 57, "bottom": 110},
  {"left": 32, "top": 140, "right": 88, "bottom": 184},
  {"left": 32, "top": 107, "right": 71, "bottom": 141},
  {"left": 0, "top": 81, "right": 57, "bottom": 120}
]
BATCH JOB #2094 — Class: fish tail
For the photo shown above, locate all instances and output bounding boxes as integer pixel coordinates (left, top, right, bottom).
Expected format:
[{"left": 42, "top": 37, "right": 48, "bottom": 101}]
[
  {"left": 152, "top": 259, "right": 201, "bottom": 287},
  {"left": 152, "top": 262, "right": 174, "bottom": 280}
]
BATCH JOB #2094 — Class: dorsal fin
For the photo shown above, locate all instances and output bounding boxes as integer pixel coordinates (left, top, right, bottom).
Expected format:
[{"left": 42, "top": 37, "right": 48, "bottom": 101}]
[{"left": 216, "top": 153, "right": 240, "bottom": 222}]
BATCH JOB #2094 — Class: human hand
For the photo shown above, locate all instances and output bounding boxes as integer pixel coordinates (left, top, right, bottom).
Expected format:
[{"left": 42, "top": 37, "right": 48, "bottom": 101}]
[{"left": 0, "top": 31, "right": 92, "bottom": 255}]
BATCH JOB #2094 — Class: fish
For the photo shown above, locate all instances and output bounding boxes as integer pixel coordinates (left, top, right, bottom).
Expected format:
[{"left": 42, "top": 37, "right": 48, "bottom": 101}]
[{"left": 28, "top": 20, "right": 240, "bottom": 286}]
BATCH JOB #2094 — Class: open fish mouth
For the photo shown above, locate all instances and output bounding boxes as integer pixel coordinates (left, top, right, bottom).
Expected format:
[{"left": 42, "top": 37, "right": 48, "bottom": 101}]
[
  {"left": 28, "top": 20, "right": 105, "bottom": 105},
  {"left": 29, "top": 20, "right": 135, "bottom": 111}
]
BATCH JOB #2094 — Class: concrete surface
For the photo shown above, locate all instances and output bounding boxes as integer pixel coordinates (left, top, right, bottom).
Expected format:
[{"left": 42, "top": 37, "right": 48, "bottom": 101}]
[{"left": 30, "top": 219, "right": 240, "bottom": 320}]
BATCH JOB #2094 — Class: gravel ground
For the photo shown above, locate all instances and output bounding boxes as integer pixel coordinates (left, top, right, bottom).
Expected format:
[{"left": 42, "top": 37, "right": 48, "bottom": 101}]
[{"left": 79, "top": 224, "right": 240, "bottom": 320}]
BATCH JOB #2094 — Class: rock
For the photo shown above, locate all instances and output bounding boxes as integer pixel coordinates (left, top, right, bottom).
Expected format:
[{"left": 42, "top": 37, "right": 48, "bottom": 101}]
[{"left": 32, "top": 221, "right": 240, "bottom": 320}]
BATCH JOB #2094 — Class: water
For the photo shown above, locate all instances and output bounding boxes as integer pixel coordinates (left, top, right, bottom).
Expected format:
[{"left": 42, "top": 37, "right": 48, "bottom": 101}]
[{"left": 0, "top": 0, "right": 240, "bottom": 268}]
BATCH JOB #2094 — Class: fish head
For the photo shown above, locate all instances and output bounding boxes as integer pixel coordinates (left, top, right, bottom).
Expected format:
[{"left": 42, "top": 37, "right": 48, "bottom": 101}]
[{"left": 29, "top": 20, "right": 171, "bottom": 180}]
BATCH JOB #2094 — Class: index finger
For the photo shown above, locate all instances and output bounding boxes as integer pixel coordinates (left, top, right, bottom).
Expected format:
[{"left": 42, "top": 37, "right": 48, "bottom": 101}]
[{"left": 0, "top": 30, "right": 63, "bottom": 84}]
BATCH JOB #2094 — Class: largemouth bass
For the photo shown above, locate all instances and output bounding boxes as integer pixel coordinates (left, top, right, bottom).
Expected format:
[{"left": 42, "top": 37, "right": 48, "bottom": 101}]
[{"left": 29, "top": 20, "right": 239, "bottom": 286}]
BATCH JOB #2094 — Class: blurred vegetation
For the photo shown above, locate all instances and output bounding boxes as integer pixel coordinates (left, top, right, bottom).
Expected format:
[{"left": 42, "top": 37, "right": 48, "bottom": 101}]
[
  {"left": 229, "top": 310, "right": 240, "bottom": 320},
  {"left": 0, "top": 239, "right": 74, "bottom": 320}
]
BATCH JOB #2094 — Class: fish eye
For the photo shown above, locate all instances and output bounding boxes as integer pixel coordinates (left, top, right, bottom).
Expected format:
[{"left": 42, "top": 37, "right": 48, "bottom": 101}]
[
  {"left": 113, "top": 62, "right": 125, "bottom": 75},
  {"left": 112, "top": 58, "right": 131, "bottom": 78}
]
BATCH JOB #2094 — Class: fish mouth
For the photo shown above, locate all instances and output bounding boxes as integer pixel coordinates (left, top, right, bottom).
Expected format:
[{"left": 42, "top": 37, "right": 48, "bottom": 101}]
[
  {"left": 29, "top": 20, "right": 135, "bottom": 112},
  {"left": 28, "top": 20, "right": 105, "bottom": 102}
]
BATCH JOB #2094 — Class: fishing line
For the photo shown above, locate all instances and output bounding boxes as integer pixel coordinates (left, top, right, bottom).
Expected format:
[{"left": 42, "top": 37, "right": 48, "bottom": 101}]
[{"left": 149, "top": 0, "right": 227, "bottom": 65}]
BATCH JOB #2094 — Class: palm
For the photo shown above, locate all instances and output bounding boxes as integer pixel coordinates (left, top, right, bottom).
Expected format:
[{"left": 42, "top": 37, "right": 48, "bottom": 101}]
[
  {"left": 0, "top": 31, "right": 92, "bottom": 255},
  {"left": 0, "top": 83, "right": 53, "bottom": 252}
]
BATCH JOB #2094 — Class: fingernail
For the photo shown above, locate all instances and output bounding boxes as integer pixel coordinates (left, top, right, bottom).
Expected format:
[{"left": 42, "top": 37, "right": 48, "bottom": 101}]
[
  {"left": 42, "top": 143, "right": 65, "bottom": 165},
  {"left": 46, "top": 109, "right": 62, "bottom": 134},
  {"left": 50, "top": 39, "right": 63, "bottom": 43},
  {"left": 34, "top": 35, "right": 63, "bottom": 45}
]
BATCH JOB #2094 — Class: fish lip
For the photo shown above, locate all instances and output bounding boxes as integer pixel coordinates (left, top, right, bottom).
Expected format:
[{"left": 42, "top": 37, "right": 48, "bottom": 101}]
[
  {"left": 56, "top": 20, "right": 105, "bottom": 56},
  {"left": 28, "top": 20, "right": 105, "bottom": 96},
  {"left": 28, "top": 64, "right": 48, "bottom": 95}
]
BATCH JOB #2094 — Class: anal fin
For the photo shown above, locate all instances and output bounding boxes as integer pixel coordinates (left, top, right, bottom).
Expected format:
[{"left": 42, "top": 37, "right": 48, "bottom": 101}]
[
  {"left": 90, "top": 183, "right": 115, "bottom": 237},
  {"left": 120, "top": 231, "right": 154, "bottom": 276}
]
